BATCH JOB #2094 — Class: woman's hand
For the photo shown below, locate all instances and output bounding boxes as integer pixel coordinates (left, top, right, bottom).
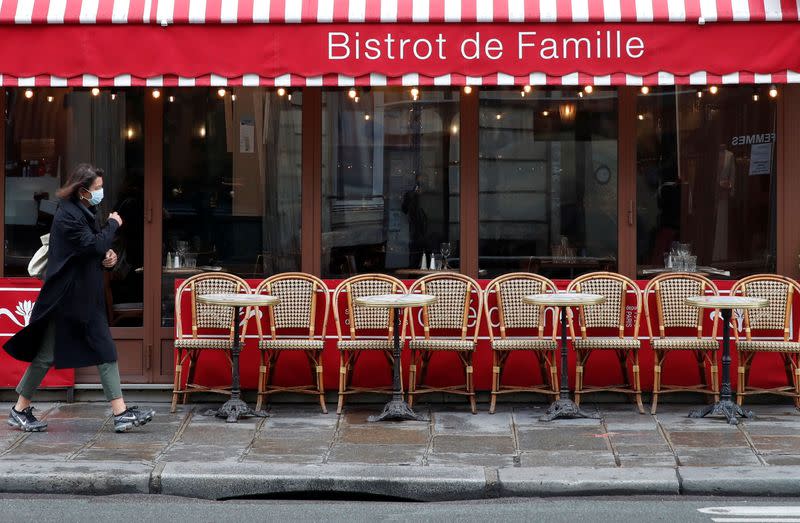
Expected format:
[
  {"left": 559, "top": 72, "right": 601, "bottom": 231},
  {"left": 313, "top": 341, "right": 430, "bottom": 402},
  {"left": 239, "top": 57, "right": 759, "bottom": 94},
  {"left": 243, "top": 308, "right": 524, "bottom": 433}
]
[
  {"left": 109, "top": 212, "right": 123, "bottom": 227},
  {"left": 103, "top": 249, "right": 118, "bottom": 268}
]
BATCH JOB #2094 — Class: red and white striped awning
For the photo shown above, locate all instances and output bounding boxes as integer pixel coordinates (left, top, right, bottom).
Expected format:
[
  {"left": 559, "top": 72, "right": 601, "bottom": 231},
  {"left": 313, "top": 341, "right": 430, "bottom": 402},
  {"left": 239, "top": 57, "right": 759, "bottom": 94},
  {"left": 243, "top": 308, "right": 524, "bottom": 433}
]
[
  {"left": 0, "top": 0, "right": 797, "bottom": 87},
  {"left": 0, "top": 0, "right": 796, "bottom": 25}
]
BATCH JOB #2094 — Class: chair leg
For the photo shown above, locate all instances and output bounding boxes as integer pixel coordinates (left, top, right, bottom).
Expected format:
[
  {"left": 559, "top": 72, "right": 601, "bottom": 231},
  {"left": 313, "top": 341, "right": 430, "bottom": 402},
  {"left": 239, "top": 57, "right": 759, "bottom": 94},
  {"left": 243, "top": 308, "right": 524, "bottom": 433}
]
[
  {"left": 490, "top": 351, "right": 500, "bottom": 415},
  {"left": 574, "top": 350, "right": 588, "bottom": 407},
  {"left": 337, "top": 352, "right": 347, "bottom": 415},
  {"left": 171, "top": 349, "right": 184, "bottom": 413},
  {"left": 256, "top": 351, "right": 267, "bottom": 412},
  {"left": 314, "top": 351, "right": 327, "bottom": 414},
  {"left": 549, "top": 351, "right": 560, "bottom": 401},
  {"left": 632, "top": 351, "right": 644, "bottom": 415},
  {"left": 794, "top": 358, "right": 800, "bottom": 411},
  {"left": 651, "top": 352, "right": 663, "bottom": 415},
  {"left": 695, "top": 350, "right": 708, "bottom": 389},
  {"left": 183, "top": 351, "right": 199, "bottom": 405},
  {"left": 408, "top": 350, "right": 418, "bottom": 408},
  {"left": 709, "top": 351, "right": 719, "bottom": 403},
  {"left": 465, "top": 352, "right": 476, "bottom": 414},
  {"left": 618, "top": 349, "right": 631, "bottom": 387},
  {"left": 737, "top": 353, "right": 748, "bottom": 407}
]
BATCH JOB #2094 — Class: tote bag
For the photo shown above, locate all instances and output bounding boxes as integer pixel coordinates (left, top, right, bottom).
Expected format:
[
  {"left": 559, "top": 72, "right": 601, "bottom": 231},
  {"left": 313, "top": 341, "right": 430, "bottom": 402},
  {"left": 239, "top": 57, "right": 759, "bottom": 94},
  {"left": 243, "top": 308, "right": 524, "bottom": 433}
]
[{"left": 27, "top": 234, "right": 49, "bottom": 279}]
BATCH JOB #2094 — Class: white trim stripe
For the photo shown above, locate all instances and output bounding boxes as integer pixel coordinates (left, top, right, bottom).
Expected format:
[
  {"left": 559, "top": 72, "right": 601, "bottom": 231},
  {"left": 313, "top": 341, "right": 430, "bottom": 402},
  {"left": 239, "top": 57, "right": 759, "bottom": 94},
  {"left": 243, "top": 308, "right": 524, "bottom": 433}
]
[{"left": 4, "top": 71, "right": 799, "bottom": 87}]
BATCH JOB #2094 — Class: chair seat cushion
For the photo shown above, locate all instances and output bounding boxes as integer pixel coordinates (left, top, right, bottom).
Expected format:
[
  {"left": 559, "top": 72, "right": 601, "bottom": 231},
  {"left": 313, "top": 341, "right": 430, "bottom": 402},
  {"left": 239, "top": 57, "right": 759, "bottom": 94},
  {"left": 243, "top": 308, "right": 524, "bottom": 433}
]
[
  {"left": 574, "top": 337, "right": 640, "bottom": 350},
  {"left": 338, "top": 339, "right": 394, "bottom": 351},
  {"left": 737, "top": 340, "right": 800, "bottom": 353},
  {"left": 651, "top": 337, "right": 718, "bottom": 351},
  {"left": 409, "top": 339, "right": 476, "bottom": 351},
  {"left": 491, "top": 338, "right": 557, "bottom": 351},
  {"left": 174, "top": 338, "right": 233, "bottom": 350},
  {"left": 259, "top": 339, "right": 324, "bottom": 351}
]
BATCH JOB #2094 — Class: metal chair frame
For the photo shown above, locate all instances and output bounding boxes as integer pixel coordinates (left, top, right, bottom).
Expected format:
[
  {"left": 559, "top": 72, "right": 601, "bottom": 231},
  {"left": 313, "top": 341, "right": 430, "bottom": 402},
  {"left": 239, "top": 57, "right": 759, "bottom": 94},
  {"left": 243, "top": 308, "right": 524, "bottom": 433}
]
[
  {"left": 731, "top": 274, "right": 800, "bottom": 409},
  {"left": 171, "top": 272, "right": 252, "bottom": 412},
  {"left": 332, "top": 274, "right": 409, "bottom": 414},
  {"left": 254, "top": 273, "right": 331, "bottom": 413},
  {"left": 484, "top": 273, "right": 559, "bottom": 414},
  {"left": 567, "top": 272, "right": 644, "bottom": 414},
  {"left": 643, "top": 272, "right": 720, "bottom": 414},
  {"left": 408, "top": 273, "right": 483, "bottom": 414}
]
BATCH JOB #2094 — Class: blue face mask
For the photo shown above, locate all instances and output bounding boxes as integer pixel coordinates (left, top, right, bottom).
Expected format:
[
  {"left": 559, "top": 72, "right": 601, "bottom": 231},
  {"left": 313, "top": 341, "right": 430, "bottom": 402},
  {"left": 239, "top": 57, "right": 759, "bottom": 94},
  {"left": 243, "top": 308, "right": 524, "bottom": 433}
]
[{"left": 86, "top": 188, "right": 103, "bottom": 206}]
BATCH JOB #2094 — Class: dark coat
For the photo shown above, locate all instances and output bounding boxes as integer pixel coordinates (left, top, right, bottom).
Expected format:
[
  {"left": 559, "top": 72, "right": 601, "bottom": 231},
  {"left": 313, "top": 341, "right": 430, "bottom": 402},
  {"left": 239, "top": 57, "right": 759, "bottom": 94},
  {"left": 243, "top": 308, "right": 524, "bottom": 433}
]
[{"left": 4, "top": 198, "right": 119, "bottom": 369}]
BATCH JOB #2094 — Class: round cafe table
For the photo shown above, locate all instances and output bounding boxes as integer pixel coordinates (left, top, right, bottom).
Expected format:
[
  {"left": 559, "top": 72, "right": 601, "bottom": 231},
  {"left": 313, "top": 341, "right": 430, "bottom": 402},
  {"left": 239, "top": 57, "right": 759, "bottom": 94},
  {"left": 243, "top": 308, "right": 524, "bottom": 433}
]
[
  {"left": 354, "top": 293, "right": 437, "bottom": 422},
  {"left": 523, "top": 292, "right": 606, "bottom": 422},
  {"left": 197, "top": 293, "right": 280, "bottom": 423},
  {"left": 685, "top": 295, "right": 769, "bottom": 425}
]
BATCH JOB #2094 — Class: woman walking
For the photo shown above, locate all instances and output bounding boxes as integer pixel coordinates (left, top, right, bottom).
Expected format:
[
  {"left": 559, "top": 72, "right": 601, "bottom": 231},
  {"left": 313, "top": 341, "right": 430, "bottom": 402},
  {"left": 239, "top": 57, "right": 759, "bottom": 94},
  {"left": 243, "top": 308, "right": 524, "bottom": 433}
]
[{"left": 4, "top": 164, "right": 154, "bottom": 433}]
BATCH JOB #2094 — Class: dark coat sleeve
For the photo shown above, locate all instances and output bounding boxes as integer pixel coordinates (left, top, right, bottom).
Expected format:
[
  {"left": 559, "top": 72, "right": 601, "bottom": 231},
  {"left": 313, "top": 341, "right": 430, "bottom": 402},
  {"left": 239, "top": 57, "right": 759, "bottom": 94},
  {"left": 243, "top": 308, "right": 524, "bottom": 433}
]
[{"left": 60, "top": 210, "right": 119, "bottom": 257}]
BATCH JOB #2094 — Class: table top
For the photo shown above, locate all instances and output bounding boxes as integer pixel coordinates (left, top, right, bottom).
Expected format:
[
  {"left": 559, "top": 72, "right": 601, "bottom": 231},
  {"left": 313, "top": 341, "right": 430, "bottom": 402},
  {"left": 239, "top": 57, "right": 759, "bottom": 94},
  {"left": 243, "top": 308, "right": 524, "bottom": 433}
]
[
  {"left": 523, "top": 292, "right": 606, "bottom": 307},
  {"left": 197, "top": 293, "right": 280, "bottom": 307},
  {"left": 355, "top": 293, "right": 437, "bottom": 308},
  {"left": 639, "top": 266, "right": 731, "bottom": 277},
  {"left": 685, "top": 295, "right": 769, "bottom": 309}
]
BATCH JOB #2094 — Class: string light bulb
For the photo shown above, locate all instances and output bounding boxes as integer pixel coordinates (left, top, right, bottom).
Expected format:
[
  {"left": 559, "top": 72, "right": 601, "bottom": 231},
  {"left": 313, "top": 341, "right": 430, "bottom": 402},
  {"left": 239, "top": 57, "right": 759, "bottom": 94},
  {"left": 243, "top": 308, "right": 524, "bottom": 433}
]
[
  {"left": 709, "top": 85, "right": 719, "bottom": 95},
  {"left": 151, "top": 89, "right": 161, "bottom": 99},
  {"left": 584, "top": 85, "right": 593, "bottom": 94},
  {"left": 231, "top": 94, "right": 236, "bottom": 101},
  {"left": 542, "top": 110, "right": 549, "bottom": 116},
  {"left": 91, "top": 87, "right": 100, "bottom": 96},
  {"left": 638, "top": 114, "right": 645, "bottom": 120},
  {"left": 523, "top": 85, "right": 532, "bottom": 93},
  {"left": 697, "top": 90, "right": 703, "bottom": 98},
  {"left": 348, "top": 88, "right": 357, "bottom": 99},
  {"left": 24, "top": 89, "right": 33, "bottom": 99},
  {"left": 410, "top": 87, "right": 419, "bottom": 98},
  {"left": 365, "top": 114, "right": 371, "bottom": 121},
  {"left": 752, "top": 93, "right": 759, "bottom": 102},
  {"left": 46, "top": 95, "right": 54, "bottom": 103},
  {"left": 463, "top": 86, "right": 472, "bottom": 94},
  {"left": 640, "top": 86, "right": 650, "bottom": 95},
  {"left": 168, "top": 95, "right": 175, "bottom": 103},
  {"left": 277, "top": 87, "right": 286, "bottom": 97},
  {"left": 111, "top": 93, "right": 116, "bottom": 100},
  {"left": 217, "top": 88, "right": 226, "bottom": 98},
  {"left": 769, "top": 85, "right": 778, "bottom": 98}
]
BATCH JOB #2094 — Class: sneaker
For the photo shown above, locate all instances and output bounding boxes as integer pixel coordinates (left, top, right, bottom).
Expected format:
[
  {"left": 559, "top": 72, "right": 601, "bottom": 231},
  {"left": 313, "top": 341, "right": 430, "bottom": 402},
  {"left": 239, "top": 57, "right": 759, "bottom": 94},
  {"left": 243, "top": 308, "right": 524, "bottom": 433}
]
[
  {"left": 113, "top": 406, "right": 155, "bottom": 433},
  {"left": 8, "top": 406, "right": 48, "bottom": 432}
]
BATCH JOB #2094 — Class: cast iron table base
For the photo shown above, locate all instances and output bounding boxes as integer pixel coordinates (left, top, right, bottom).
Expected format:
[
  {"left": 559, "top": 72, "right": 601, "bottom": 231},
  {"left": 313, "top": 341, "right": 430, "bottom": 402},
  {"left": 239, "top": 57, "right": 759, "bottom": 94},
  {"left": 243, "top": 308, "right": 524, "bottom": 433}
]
[{"left": 541, "top": 306, "right": 601, "bottom": 422}]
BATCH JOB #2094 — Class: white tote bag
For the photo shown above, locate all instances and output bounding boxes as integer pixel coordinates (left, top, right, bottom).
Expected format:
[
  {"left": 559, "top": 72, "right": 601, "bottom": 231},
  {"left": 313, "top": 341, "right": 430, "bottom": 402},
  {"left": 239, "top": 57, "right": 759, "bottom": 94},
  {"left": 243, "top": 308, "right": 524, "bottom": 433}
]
[{"left": 27, "top": 234, "right": 49, "bottom": 279}]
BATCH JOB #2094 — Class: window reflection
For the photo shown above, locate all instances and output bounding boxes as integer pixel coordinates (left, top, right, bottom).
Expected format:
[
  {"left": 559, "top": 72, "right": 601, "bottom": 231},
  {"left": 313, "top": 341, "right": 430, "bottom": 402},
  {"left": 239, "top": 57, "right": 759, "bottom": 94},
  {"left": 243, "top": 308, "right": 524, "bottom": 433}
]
[
  {"left": 636, "top": 86, "right": 777, "bottom": 278},
  {"left": 3, "top": 88, "right": 144, "bottom": 326},
  {"left": 479, "top": 88, "right": 618, "bottom": 278},
  {"left": 321, "top": 88, "right": 460, "bottom": 278},
  {"left": 162, "top": 88, "right": 302, "bottom": 326}
]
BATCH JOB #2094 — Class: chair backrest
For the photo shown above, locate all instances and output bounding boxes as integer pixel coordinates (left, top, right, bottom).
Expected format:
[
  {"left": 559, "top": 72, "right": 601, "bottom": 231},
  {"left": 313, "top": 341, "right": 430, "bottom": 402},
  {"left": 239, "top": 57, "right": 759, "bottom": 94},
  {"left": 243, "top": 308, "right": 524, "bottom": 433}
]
[
  {"left": 485, "top": 272, "right": 557, "bottom": 341},
  {"left": 731, "top": 274, "right": 800, "bottom": 342},
  {"left": 254, "top": 272, "right": 330, "bottom": 341},
  {"left": 567, "top": 272, "right": 642, "bottom": 339},
  {"left": 409, "top": 273, "right": 482, "bottom": 341},
  {"left": 643, "top": 272, "right": 719, "bottom": 339},
  {"left": 332, "top": 274, "right": 408, "bottom": 340},
  {"left": 175, "top": 272, "right": 251, "bottom": 340}
]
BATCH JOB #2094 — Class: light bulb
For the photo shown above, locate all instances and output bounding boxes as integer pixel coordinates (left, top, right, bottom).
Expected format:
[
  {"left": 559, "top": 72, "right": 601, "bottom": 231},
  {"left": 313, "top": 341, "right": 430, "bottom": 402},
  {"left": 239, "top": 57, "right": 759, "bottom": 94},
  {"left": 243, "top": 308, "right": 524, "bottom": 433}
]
[
  {"left": 348, "top": 88, "right": 357, "bottom": 99},
  {"left": 640, "top": 86, "right": 650, "bottom": 95},
  {"left": 231, "top": 94, "right": 236, "bottom": 101},
  {"left": 523, "top": 85, "right": 532, "bottom": 93},
  {"left": 365, "top": 114, "right": 371, "bottom": 121},
  {"left": 451, "top": 124, "right": 458, "bottom": 134},
  {"left": 410, "top": 87, "right": 419, "bottom": 98},
  {"left": 697, "top": 90, "right": 703, "bottom": 98},
  {"left": 769, "top": 86, "right": 778, "bottom": 98},
  {"left": 46, "top": 96, "right": 54, "bottom": 103},
  {"left": 495, "top": 114, "right": 502, "bottom": 120},
  {"left": 638, "top": 114, "right": 645, "bottom": 121},
  {"left": 277, "top": 87, "right": 286, "bottom": 97},
  {"left": 217, "top": 88, "right": 226, "bottom": 98},
  {"left": 126, "top": 128, "right": 134, "bottom": 139},
  {"left": 168, "top": 95, "right": 175, "bottom": 103},
  {"left": 463, "top": 86, "right": 472, "bottom": 94},
  {"left": 24, "top": 89, "right": 33, "bottom": 99},
  {"left": 152, "top": 89, "right": 161, "bottom": 99},
  {"left": 91, "top": 87, "right": 100, "bottom": 96},
  {"left": 542, "top": 110, "right": 549, "bottom": 116},
  {"left": 584, "top": 85, "right": 593, "bottom": 94},
  {"left": 752, "top": 93, "right": 759, "bottom": 102},
  {"left": 709, "top": 85, "right": 719, "bottom": 95}
]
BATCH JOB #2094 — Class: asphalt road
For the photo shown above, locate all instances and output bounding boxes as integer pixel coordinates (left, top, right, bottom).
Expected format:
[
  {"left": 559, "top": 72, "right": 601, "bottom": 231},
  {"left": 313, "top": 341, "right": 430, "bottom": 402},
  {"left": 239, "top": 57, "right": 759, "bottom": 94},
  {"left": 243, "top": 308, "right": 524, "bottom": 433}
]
[{"left": 1, "top": 495, "right": 800, "bottom": 523}]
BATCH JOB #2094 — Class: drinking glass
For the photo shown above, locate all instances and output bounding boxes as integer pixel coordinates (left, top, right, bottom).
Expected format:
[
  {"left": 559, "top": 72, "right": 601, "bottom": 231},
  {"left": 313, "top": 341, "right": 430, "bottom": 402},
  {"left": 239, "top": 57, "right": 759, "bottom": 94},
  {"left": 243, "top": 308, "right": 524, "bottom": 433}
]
[
  {"left": 664, "top": 252, "right": 672, "bottom": 269},
  {"left": 440, "top": 242, "right": 451, "bottom": 269},
  {"left": 686, "top": 255, "right": 697, "bottom": 272}
]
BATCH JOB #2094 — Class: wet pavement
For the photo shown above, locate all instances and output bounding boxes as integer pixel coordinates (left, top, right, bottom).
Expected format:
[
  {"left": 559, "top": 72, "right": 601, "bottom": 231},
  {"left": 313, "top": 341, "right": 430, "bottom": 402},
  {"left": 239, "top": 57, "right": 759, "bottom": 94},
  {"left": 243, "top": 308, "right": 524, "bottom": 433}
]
[{"left": 2, "top": 401, "right": 799, "bottom": 469}]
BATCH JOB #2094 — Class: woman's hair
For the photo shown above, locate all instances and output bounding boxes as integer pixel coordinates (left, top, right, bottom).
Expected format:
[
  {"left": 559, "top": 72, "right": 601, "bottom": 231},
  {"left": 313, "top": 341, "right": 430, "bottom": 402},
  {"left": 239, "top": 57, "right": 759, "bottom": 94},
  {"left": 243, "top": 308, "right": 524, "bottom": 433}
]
[{"left": 55, "top": 163, "right": 104, "bottom": 200}]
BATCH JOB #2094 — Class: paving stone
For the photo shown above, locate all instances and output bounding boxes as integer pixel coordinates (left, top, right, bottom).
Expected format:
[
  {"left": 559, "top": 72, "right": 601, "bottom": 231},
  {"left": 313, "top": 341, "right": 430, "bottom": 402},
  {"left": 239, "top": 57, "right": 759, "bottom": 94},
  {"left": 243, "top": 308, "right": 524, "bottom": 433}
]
[
  {"left": 248, "top": 438, "right": 330, "bottom": 455},
  {"left": 676, "top": 448, "right": 761, "bottom": 467},
  {"left": 617, "top": 453, "right": 677, "bottom": 467},
  {"left": 326, "top": 443, "right": 425, "bottom": 465},
  {"left": 433, "top": 435, "right": 515, "bottom": 454},
  {"left": 341, "top": 409, "right": 429, "bottom": 429},
  {"left": 43, "top": 405, "right": 111, "bottom": 420},
  {"left": 243, "top": 451, "right": 324, "bottom": 465},
  {"left": 255, "top": 428, "right": 334, "bottom": 444},
  {"left": 427, "top": 452, "right": 517, "bottom": 468},
  {"left": 761, "top": 455, "right": 800, "bottom": 466},
  {"left": 516, "top": 428, "right": 611, "bottom": 451},
  {"left": 158, "top": 443, "right": 244, "bottom": 463},
  {"left": 513, "top": 408, "right": 602, "bottom": 427},
  {"left": 2, "top": 442, "right": 81, "bottom": 460},
  {"left": 609, "top": 431, "right": 670, "bottom": 447},
  {"left": 339, "top": 426, "right": 429, "bottom": 445},
  {"left": 432, "top": 411, "right": 512, "bottom": 434},
  {"left": 749, "top": 435, "right": 800, "bottom": 454},
  {"left": 742, "top": 424, "right": 800, "bottom": 436},
  {"left": 178, "top": 425, "right": 257, "bottom": 445},
  {"left": 667, "top": 430, "right": 749, "bottom": 448},
  {"left": 76, "top": 444, "right": 164, "bottom": 462},
  {"left": 518, "top": 450, "right": 616, "bottom": 467}
]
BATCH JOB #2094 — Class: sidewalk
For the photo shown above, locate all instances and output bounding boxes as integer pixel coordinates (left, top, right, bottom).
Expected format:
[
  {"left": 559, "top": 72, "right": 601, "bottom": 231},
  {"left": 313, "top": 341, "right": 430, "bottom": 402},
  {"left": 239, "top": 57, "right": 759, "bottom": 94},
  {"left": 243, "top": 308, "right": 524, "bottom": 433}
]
[{"left": 1, "top": 401, "right": 799, "bottom": 500}]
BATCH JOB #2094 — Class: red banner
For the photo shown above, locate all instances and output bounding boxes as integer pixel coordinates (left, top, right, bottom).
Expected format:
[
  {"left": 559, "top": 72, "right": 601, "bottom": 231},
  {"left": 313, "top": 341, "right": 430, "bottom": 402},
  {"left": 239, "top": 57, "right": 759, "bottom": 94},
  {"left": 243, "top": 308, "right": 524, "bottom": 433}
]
[
  {"left": 178, "top": 279, "right": 791, "bottom": 394},
  {"left": 0, "top": 23, "right": 797, "bottom": 82},
  {"left": 0, "top": 278, "right": 73, "bottom": 389}
]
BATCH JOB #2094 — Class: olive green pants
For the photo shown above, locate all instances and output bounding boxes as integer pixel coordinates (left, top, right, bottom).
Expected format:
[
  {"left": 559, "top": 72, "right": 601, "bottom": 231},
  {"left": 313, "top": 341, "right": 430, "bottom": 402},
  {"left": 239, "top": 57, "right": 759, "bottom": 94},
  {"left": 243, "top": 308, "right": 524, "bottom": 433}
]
[{"left": 15, "top": 320, "right": 123, "bottom": 401}]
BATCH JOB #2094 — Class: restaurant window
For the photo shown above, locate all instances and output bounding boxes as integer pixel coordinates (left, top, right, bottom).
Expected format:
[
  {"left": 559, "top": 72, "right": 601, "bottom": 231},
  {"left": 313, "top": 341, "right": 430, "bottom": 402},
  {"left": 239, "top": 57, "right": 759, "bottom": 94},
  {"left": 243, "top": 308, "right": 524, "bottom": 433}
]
[
  {"left": 4, "top": 88, "right": 145, "bottom": 326},
  {"left": 636, "top": 86, "right": 777, "bottom": 278},
  {"left": 162, "top": 88, "right": 302, "bottom": 326},
  {"left": 321, "top": 88, "right": 460, "bottom": 278},
  {"left": 478, "top": 88, "right": 618, "bottom": 278}
]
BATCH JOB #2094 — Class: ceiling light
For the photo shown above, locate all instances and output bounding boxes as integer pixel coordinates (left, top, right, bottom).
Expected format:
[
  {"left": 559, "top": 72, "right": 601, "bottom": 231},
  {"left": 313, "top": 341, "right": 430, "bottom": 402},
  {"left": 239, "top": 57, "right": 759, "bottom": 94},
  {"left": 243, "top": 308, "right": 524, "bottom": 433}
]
[
  {"left": 348, "top": 88, "right": 357, "bottom": 99},
  {"left": 709, "top": 85, "right": 719, "bottom": 95},
  {"left": 463, "top": 86, "right": 472, "bottom": 94},
  {"left": 24, "top": 89, "right": 33, "bottom": 99},
  {"left": 217, "top": 88, "right": 226, "bottom": 98},
  {"left": 523, "top": 85, "right": 532, "bottom": 93},
  {"left": 584, "top": 85, "right": 593, "bottom": 94},
  {"left": 152, "top": 89, "right": 161, "bottom": 99},
  {"left": 640, "top": 86, "right": 650, "bottom": 95},
  {"left": 91, "top": 87, "right": 100, "bottom": 96},
  {"left": 277, "top": 87, "right": 286, "bottom": 97},
  {"left": 769, "top": 85, "right": 778, "bottom": 98}
]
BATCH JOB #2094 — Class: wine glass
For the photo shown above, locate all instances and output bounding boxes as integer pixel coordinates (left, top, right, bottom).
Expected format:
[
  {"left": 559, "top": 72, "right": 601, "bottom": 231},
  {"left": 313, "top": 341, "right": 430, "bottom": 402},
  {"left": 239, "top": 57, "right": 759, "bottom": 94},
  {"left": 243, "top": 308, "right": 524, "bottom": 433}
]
[{"left": 440, "top": 242, "right": 451, "bottom": 269}]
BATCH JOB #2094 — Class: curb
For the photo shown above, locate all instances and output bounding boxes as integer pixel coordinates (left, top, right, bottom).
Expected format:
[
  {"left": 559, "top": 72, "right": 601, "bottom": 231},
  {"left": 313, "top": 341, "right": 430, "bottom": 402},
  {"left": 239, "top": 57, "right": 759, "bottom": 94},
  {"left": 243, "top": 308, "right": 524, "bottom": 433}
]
[
  {"left": 0, "top": 461, "right": 151, "bottom": 495},
  {"left": 680, "top": 466, "right": 800, "bottom": 496},
  {"left": 498, "top": 467, "right": 680, "bottom": 497}
]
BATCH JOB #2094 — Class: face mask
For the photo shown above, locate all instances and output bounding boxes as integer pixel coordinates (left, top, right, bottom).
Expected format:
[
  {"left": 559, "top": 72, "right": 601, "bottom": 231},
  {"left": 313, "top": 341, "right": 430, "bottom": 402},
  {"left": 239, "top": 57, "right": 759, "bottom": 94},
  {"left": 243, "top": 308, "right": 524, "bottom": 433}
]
[{"left": 85, "top": 188, "right": 103, "bottom": 206}]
